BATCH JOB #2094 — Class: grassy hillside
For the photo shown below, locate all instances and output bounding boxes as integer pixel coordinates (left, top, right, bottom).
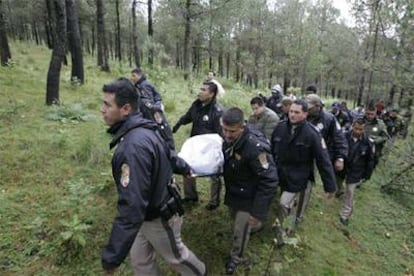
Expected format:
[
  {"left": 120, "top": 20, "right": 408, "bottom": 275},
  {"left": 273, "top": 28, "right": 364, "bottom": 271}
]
[{"left": 0, "top": 42, "right": 413, "bottom": 275}]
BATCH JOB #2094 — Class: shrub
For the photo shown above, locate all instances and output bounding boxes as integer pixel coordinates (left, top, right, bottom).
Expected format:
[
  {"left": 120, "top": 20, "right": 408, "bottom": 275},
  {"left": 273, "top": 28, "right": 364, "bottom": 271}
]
[{"left": 45, "top": 103, "right": 95, "bottom": 123}]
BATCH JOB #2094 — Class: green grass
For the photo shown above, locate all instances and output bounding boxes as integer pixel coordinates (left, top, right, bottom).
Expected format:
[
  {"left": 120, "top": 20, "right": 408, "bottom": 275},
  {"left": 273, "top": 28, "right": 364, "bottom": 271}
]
[{"left": 0, "top": 41, "right": 413, "bottom": 275}]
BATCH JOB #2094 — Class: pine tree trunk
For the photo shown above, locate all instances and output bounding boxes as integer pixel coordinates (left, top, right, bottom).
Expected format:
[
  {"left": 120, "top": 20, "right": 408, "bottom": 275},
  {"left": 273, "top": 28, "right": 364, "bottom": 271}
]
[
  {"left": 147, "top": 0, "right": 153, "bottom": 66},
  {"left": 208, "top": 2, "right": 213, "bottom": 71},
  {"left": 91, "top": 23, "right": 95, "bottom": 56},
  {"left": 175, "top": 41, "right": 180, "bottom": 68},
  {"left": 115, "top": 0, "right": 121, "bottom": 61},
  {"left": 46, "top": 0, "right": 66, "bottom": 105},
  {"left": 183, "top": 0, "right": 191, "bottom": 80},
  {"left": 45, "top": 0, "right": 54, "bottom": 49},
  {"left": 96, "top": 0, "right": 109, "bottom": 71},
  {"left": 218, "top": 49, "right": 223, "bottom": 77},
  {"left": 0, "top": 0, "right": 12, "bottom": 65},
  {"left": 32, "top": 21, "right": 40, "bottom": 45},
  {"left": 225, "top": 52, "right": 230, "bottom": 79},
  {"left": 131, "top": 0, "right": 140, "bottom": 68},
  {"left": 66, "top": 0, "right": 84, "bottom": 84}
]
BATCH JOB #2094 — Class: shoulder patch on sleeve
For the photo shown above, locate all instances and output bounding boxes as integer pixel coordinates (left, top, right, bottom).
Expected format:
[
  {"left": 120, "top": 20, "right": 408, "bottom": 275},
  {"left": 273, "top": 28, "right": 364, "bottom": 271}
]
[
  {"left": 235, "top": 153, "right": 242, "bottom": 160},
  {"left": 335, "top": 120, "right": 341, "bottom": 130},
  {"left": 309, "top": 123, "right": 321, "bottom": 133},
  {"left": 258, "top": 152, "right": 270, "bottom": 169},
  {"left": 316, "top": 122, "right": 324, "bottom": 131},
  {"left": 120, "top": 163, "right": 130, "bottom": 188},
  {"left": 215, "top": 103, "right": 222, "bottom": 112},
  {"left": 321, "top": 138, "right": 327, "bottom": 149}
]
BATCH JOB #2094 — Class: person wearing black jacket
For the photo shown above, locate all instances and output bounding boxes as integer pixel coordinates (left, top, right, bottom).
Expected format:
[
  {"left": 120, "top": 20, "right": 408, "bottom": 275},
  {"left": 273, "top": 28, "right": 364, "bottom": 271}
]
[
  {"left": 339, "top": 119, "right": 375, "bottom": 226},
  {"left": 261, "top": 84, "right": 284, "bottom": 116},
  {"left": 100, "top": 78, "right": 205, "bottom": 275},
  {"left": 221, "top": 108, "right": 278, "bottom": 275},
  {"left": 306, "top": 94, "right": 348, "bottom": 171},
  {"left": 297, "top": 94, "right": 348, "bottom": 217},
  {"left": 271, "top": 99, "right": 336, "bottom": 246},
  {"left": 172, "top": 81, "right": 224, "bottom": 210},
  {"left": 131, "top": 68, "right": 175, "bottom": 149}
]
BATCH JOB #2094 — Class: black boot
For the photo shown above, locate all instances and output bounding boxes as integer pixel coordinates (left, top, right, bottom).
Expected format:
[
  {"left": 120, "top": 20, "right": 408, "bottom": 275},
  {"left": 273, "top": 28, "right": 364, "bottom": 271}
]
[{"left": 225, "top": 258, "right": 238, "bottom": 275}]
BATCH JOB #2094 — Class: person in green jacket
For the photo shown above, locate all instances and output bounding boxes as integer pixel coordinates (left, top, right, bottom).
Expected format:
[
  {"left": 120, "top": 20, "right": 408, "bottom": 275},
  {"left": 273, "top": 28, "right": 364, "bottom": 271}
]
[
  {"left": 363, "top": 105, "right": 390, "bottom": 167},
  {"left": 247, "top": 96, "right": 280, "bottom": 141}
]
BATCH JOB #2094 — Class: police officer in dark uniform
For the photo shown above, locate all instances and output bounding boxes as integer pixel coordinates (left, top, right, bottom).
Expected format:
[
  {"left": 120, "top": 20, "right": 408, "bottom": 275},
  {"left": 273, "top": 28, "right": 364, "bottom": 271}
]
[
  {"left": 338, "top": 118, "right": 375, "bottom": 226},
  {"left": 304, "top": 94, "right": 348, "bottom": 203},
  {"left": 100, "top": 78, "right": 205, "bottom": 275},
  {"left": 331, "top": 101, "right": 352, "bottom": 131},
  {"left": 221, "top": 108, "right": 278, "bottom": 274},
  {"left": 131, "top": 68, "right": 175, "bottom": 149},
  {"left": 172, "top": 81, "right": 224, "bottom": 210},
  {"left": 271, "top": 99, "right": 336, "bottom": 245}
]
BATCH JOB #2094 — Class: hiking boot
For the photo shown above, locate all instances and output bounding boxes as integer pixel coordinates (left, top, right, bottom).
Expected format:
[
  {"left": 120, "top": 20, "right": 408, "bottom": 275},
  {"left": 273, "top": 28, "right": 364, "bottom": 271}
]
[
  {"left": 339, "top": 216, "right": 349, "bottom": 226},
  {"left": 275, "top": 226, "right": 286, "bottom": 248},
  {"left": 295, "top": 216, "right": 304, "bottom": 224},
  {"left": 225, "top": 259, "right": 238, "bottom": 275}
]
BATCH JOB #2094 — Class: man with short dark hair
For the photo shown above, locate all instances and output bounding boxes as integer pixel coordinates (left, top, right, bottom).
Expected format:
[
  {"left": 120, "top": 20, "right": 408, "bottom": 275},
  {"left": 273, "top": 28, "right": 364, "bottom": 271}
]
[
  {"left": 131, "top": 68, "right": 163, "bottom": 110},
  {"left": 206, "top": 70, "right": 225, "bottom": 97},
  {"left": 305, "top": 84, "right": 317, "bottom": 94},
  {"left": 221, "top": 107, "right": 278, "bottom": 274},
  {"left": 271, "top": 99, "right": 336, "bottom": 245},
  {"left": 331, "top": 102, "right": 351, "bottom": 131},
  {"left": 173, "top": 81, "right": 224, "bottom": 210},
  {"left": 364, "top": 105, "right": 389, "bottom": 167},
  {"left": 388, "top": 108, "right": 406, "bottom": 138},
  {"left": 131, "top": 68, "right": 175, "bottom": 149},
  {"left": 301, "top": 94, "right": 348, "bottom": 211},
  {"left": 100, "top": 78, "right": 205, "bottom": 275},
  {"left": 351, "top": 104, "right": 365, "bottom": 121},
  {"left": 247, "top": 96, "right": 280, "bottom": 140},
  {"left": 207, "top": 70, "right": 216, "bottom": 81},
  {"left": 339, "top": 118, "right": 375, "bottom": 226},
  {"left": 375, "top": 100, "right": 385, "bottom": 116},
  {"left": 280, "top": 96, "right": 293, "bottom": 121},
  {"left": 340, "top": 101, "right": 353, "bottom": 122},
  {"left": 306, "top": 95, "right": 348, "bottom": 167}
]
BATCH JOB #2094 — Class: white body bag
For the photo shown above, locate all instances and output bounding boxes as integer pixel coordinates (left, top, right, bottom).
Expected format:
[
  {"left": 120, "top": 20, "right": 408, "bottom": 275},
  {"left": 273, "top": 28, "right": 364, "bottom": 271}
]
[{"left": 178, "top": 134, "right": 224, "bottom": 176}]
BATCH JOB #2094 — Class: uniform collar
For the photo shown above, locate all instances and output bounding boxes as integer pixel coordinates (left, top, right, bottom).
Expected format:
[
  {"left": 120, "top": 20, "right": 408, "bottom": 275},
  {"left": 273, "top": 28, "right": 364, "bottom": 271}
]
[
  {"left": 108, "top": 113, "right": 157, "bottom": 149},
  {"left": 223, "top": 127, "right": 249, "bottom": 157},
  {"left": 136, "top": 75, "right": 147, "bottom": 84}
]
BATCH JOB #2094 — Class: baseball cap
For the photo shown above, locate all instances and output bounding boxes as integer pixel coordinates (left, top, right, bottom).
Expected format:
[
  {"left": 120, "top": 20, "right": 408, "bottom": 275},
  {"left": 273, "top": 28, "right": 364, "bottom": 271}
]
[
  {"left": 281, "top": 96, "right": 293, "bottom": 105},
  {"left": 332, "top": 102, "right": 341, "bottom": 109},
  {"left": 305, "top": 94, "right": 322, "bottom": 109}
]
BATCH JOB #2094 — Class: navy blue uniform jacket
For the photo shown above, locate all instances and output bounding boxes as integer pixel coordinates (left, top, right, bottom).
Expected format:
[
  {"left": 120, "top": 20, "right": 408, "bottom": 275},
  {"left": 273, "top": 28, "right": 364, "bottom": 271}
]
[
  {"left": 223, "top": 127, "right": 278, "bottom": 221},
  {"left": 344, "top": 132, "right": 375, "bottom": 184},
  {"left": 175, "top": 99, "right": 223, "bottom": 137},
  {"left": 135, "top": 75, "right": 163, "bottom": 111},
  {"left": 308, "top": 109, "right": 348, "bottom": 161},
  {"left": 271, "top": 120, "right": 336, "bottom": 193},
  {"left": 102, "top": 114, "right": 185, "bottom": 270}
]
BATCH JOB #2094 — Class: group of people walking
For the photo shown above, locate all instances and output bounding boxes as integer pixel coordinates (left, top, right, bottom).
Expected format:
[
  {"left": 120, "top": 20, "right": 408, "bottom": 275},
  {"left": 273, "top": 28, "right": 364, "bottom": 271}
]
[{"left": 99, "top": 69, "right": 409, "bottom": 275}]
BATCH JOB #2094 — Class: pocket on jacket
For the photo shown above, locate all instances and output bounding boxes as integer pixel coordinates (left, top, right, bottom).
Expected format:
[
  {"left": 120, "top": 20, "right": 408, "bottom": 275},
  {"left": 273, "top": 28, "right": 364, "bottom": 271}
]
[
  {"left": 294, "top": 142, "right": 311, "bottom": 156},
  {"left": 228, "top": 185, "right": 253, "bottom": 199}
]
